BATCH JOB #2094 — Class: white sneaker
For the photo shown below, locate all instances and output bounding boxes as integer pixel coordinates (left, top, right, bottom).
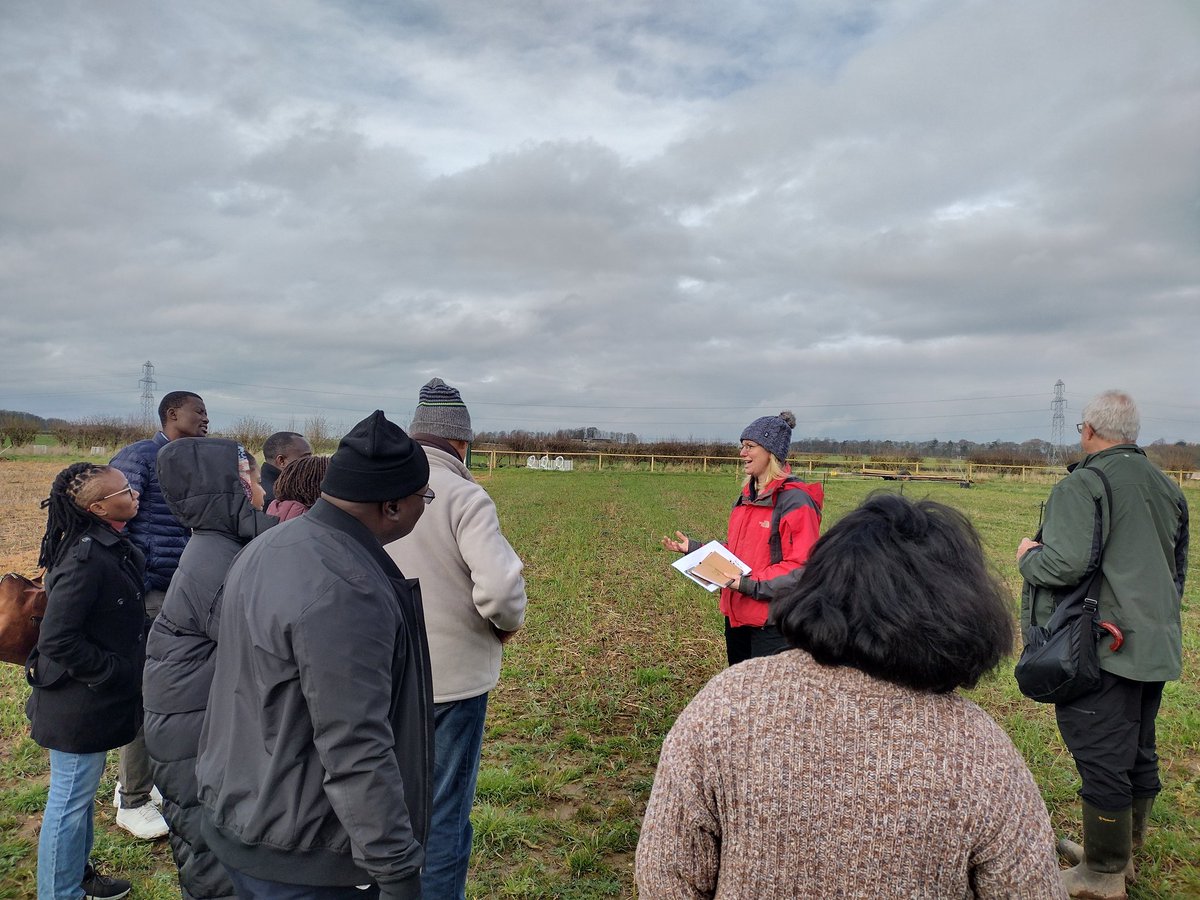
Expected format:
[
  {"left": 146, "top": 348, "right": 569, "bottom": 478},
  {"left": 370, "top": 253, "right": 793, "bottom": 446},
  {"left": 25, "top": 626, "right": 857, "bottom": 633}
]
[
  {"left": 112, "top": 781, "right": 163, "bottom": 809},
  {"left": 115, "top": 803, "right": 169, "bottom": 840}
]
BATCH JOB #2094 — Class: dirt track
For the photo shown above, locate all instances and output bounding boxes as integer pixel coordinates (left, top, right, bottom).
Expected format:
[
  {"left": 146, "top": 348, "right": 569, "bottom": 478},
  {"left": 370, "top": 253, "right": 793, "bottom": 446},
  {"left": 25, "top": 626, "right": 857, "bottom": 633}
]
[{"left": 0, "top": 461, "right": 65, "bottom": 574}]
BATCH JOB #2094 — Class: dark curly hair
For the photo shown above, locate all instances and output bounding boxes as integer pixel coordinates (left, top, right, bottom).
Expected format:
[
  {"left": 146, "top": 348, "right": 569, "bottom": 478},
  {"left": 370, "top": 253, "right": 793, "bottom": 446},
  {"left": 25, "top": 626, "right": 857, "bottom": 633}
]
[
  {"left": 772, "top": 492, "right": 1013, "bottom": 694},
  {"left": 38, "top": 463, "right": 113, "bottom": 570},
  {"left": 273, "top": 455, "right": 330, "bottom": 509}
]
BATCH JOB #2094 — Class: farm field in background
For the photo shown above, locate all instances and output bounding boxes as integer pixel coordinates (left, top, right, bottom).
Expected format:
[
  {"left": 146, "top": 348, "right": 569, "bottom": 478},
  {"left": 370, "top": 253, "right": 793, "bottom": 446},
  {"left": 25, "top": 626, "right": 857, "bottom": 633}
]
[{"left": 0, "top": 461, "right": 1197, "bottom": 898}]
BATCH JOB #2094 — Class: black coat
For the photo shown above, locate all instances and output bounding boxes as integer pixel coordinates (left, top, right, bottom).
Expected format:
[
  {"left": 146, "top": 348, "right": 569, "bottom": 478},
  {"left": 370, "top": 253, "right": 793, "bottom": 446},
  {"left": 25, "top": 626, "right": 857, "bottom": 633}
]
[
  {"left": 143, "top": 438, "right": 275, "bottom": 900},
  {"left": 25, "top": 522, "right": 146, "bottom": 754}
]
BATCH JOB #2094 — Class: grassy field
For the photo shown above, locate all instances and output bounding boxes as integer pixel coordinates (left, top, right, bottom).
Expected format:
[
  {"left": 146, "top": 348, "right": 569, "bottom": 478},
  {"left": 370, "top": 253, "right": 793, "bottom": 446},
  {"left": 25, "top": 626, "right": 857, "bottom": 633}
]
[{"left": 0, "top": 461, "right": 1197, "bottom": 898}]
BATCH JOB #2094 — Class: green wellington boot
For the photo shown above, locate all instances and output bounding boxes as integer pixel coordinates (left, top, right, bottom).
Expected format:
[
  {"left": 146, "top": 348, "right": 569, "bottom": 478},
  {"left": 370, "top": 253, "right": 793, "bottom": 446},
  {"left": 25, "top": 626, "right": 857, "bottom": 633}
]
[
  {"left": 1131, "top": 795, "right": 1153, "bottom": 853},
  {"left": 1058, "top": 795, "right": 1153, "bottom": 885},
  {"left": 1059, "top": 802, "right": 1133, "bottom": 899}
]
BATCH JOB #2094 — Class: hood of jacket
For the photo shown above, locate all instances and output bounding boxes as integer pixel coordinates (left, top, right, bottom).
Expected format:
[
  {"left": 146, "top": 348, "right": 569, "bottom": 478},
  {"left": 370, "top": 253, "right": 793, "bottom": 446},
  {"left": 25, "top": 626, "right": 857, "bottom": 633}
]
[
  {"left": 744, "top": 471, "right": 825, "bottom": 509},
  {"left": 158, "top": 438, "right": 276, "bottom": 541}
]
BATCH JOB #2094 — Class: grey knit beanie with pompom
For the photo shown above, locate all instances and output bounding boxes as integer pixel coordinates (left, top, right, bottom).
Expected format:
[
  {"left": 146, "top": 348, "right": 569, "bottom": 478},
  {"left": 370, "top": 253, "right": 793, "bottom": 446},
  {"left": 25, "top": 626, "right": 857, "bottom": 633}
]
[{"left": 739, "top": 410, "right": 796, "bottom": 463}]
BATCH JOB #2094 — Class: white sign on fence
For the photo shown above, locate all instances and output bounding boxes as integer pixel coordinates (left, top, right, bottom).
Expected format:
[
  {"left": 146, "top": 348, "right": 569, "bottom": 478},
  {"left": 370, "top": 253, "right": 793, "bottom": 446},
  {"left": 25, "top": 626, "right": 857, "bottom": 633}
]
[{"left": 526, "top": 454, "right": 573, "bottom": 472}]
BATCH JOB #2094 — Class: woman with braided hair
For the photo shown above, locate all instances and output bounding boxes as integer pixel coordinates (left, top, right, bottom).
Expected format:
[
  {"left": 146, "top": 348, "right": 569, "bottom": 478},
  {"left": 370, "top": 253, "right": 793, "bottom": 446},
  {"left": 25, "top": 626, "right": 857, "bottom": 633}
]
[
  {"left": 266, "top": 454, "right": 329, "bottom": 521},
  {"left": 27, "top": 463, "right": 145, "bottom": 900}
]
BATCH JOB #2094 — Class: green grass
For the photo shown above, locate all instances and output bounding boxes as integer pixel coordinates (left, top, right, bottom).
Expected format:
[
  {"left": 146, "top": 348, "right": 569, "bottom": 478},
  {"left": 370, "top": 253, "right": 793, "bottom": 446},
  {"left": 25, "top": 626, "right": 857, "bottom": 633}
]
[{"left": 0, "top": 468, "right": 1196, "bottom": 898}]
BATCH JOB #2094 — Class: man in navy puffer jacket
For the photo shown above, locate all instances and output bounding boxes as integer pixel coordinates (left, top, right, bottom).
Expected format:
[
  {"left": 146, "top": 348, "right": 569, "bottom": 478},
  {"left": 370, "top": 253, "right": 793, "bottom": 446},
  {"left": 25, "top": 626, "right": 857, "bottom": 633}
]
[{"left": 108, "top": 389, "right": 208, "bottom": 840}]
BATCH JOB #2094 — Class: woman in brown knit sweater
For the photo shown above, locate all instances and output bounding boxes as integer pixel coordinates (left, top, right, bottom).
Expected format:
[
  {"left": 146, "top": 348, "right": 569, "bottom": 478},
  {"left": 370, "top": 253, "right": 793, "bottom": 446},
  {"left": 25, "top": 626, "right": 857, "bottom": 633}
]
[{"left": 637, "top": 493, "right": 1065, "bottom": 899}]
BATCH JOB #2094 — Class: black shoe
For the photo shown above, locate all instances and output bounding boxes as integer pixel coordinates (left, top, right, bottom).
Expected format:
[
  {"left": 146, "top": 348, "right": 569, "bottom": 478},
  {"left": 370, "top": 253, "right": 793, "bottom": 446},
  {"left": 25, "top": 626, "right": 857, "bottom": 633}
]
[{"left": 81, "top": 861, "right": 131, "bottom": 900}]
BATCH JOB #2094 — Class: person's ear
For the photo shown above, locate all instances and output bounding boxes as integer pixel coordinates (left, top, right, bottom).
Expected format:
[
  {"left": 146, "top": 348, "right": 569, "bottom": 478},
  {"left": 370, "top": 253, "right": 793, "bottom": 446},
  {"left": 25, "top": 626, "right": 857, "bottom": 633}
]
[{"left": 380, "top": 499, "right": 402, "bottom": 520}]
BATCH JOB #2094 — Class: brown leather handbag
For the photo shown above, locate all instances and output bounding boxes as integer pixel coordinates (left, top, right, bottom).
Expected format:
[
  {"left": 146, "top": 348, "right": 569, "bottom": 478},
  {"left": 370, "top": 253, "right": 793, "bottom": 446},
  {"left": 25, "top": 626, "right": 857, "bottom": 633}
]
[{"left": 0, "top": 571, "right": 47, "bottom": 664}]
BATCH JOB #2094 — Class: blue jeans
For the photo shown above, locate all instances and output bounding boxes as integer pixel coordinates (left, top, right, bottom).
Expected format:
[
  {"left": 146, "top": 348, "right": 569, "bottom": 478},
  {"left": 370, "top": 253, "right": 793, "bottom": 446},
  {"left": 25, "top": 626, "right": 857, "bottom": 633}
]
[
  {"left": 38, "top": 749, "right": 107, "bottom": 900},
  {"left": 422, "top": 693, "right": 488, "bottom": 900}
]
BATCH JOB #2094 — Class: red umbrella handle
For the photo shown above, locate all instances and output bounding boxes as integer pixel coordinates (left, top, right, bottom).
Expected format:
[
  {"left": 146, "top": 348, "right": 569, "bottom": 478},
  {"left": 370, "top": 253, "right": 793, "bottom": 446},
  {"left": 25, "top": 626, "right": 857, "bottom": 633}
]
[{"left": 1098, "top": 620, "right": 1124, "bottom": 652}]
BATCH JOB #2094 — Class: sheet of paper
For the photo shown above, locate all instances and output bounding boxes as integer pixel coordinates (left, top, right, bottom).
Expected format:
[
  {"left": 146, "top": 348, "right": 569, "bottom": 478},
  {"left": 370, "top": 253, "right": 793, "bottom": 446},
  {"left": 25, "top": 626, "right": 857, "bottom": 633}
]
[{"left": 671, "top": 540, "right": 751, "bottom": 592}]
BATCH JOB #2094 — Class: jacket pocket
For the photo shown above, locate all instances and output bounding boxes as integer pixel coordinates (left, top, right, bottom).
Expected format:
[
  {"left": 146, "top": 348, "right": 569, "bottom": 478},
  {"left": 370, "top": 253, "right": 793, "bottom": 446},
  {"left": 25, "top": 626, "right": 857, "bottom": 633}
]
[{"left": 25, "top": 648, "right": 71, "bottom": 690}]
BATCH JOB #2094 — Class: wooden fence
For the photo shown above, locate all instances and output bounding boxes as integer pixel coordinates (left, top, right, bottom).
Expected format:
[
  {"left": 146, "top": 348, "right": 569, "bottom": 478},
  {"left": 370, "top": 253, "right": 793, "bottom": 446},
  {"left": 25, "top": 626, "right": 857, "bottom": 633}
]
[{"left": 470, "top": 449, "right": 1196, "bottom": 486}]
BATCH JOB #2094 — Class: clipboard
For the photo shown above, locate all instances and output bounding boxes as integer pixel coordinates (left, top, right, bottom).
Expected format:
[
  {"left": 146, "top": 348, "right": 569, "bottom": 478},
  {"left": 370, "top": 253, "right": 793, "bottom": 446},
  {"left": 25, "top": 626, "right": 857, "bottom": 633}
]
[{"left": 671, "top": 541, "right": 751, "bottom": 592}]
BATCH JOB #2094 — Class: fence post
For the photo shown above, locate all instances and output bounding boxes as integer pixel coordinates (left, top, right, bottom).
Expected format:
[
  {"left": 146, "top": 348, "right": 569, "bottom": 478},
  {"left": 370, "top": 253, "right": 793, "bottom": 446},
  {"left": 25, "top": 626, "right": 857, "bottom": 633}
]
[
  {"left": 703, "top": 457, "right": 708, "bottom": 473},
  {"left": 650, "top": 455, "right": 655, "bottom": 472},
  {"left": 598, "top": 453, "right": 603, "bottom": 471}
]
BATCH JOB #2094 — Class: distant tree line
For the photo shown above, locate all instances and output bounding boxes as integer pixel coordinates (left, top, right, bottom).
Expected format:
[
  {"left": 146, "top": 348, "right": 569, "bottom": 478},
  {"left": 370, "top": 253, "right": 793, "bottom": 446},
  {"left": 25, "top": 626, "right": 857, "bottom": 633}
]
[
  {"left": 3, "top": 410, "right": 1196, "bottom": 471},
  {"left": 0, "top": 411, "right": 342, "bottom": 455}
]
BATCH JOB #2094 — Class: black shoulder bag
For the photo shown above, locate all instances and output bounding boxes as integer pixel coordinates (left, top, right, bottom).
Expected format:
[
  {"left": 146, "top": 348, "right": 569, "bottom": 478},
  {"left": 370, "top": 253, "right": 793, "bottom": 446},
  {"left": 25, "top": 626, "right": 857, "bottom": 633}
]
[{"left": 1014, "top": 467, "right": 1113, "bottom": 705}]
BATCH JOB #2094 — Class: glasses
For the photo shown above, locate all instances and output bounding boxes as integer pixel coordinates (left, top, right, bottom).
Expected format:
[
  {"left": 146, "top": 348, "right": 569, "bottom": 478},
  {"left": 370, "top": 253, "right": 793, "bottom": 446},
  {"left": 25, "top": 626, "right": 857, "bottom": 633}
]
[
  {"left": 419, "top": 488, "right": 436, "bottom": 505},
  {"left": 98, "top": 484, "right": 136, "bottom": 501},
  {"left": 1076, "top": 422, "right": 1085, "bottom": 434}
]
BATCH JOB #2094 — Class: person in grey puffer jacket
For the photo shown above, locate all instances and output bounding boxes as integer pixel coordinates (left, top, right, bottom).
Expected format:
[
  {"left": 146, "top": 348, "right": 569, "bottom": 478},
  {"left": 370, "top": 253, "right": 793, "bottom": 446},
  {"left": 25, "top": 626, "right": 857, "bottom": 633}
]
[{"left": 142, "top": 437, "right": 276, "bottom": 900}]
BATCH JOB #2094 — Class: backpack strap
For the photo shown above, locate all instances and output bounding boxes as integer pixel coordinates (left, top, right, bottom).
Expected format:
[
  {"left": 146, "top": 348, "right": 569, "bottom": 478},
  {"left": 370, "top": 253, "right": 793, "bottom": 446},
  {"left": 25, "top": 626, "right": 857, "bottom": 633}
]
[{"left": 767, "top": 478, "right": 821, "bottom": 565}]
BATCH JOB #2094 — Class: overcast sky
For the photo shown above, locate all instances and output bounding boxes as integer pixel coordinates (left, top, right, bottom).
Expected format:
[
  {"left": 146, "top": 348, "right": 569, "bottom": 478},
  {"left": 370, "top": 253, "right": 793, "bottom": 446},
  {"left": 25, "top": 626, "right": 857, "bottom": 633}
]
[{"left": 3, "top": 1, "right": 1198, "bottom": 444}]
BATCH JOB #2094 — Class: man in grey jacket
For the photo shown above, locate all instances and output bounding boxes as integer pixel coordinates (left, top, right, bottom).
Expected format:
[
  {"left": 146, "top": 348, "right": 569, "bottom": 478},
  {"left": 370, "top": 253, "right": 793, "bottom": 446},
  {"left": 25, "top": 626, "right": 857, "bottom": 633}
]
[
  {"left": 387, "top": 378, "right": 527, "bottom": 900},
  {"left": 197, "top": 411, "right": 435, "bottom": 899}
]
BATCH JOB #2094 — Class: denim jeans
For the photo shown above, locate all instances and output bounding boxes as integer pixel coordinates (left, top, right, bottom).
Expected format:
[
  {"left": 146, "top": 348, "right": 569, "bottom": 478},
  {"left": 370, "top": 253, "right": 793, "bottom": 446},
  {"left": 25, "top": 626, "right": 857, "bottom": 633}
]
[
  {"left": 38, "top": 748, "right": 107, "bottom": 900},
  {"left": 422, "top": 693, "right": 488, "bottom": 900}
]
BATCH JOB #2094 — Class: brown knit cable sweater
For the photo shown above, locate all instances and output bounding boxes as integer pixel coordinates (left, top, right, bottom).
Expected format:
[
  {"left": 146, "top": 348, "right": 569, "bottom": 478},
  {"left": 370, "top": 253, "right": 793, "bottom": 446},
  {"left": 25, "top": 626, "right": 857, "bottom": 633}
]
[{"left": 636, "top": 650, "right": 1065, "bottom": 899}]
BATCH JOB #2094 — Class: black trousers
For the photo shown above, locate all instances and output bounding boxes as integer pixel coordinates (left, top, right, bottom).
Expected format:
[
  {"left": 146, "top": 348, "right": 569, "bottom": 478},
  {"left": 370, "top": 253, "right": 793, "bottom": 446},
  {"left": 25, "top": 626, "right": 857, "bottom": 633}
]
[
  {"left": 224, "top": 866, "right": 379, "bottom": 899},
  {"left": 724, "top": 621, "right": 789, "bottom": 666},
  {"left": 1055, "top": 669, "right": 1165, "bottom": 811}
]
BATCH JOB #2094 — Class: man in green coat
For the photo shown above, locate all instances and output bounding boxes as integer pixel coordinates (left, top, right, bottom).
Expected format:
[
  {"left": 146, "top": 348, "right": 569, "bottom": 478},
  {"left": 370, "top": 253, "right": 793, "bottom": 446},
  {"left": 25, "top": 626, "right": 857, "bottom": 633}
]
[{"left": 1018, "top": 390, "right": 1189, "bottom": 900}]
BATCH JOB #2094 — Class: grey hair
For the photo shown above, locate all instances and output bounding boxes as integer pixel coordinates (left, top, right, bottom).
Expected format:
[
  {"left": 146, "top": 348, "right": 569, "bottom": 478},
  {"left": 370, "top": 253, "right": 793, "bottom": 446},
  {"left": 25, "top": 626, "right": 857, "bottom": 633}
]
[{"left": 1082, "top": 390, "right": 1140, "bottom": 443}]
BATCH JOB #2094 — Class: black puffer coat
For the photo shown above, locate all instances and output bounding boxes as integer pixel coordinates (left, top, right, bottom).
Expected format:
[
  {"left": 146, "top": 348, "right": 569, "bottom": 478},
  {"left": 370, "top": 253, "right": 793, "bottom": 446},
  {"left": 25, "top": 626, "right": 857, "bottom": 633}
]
[
  {"left": 143, "top": 438, "right": 275, "bottom": 900},
  {"left": 110, "top": 432, "right": 188, "bottom": 593},
  {"left": 26, "top": 523, "right": 145, "bottom": 753}
]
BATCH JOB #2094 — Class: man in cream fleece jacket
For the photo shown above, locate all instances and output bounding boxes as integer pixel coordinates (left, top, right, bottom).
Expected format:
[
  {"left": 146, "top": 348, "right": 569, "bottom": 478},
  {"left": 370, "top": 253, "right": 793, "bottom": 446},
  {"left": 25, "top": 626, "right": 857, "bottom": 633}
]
[{"left": 386, "top": 377, "right": 527, "bottom": 900}]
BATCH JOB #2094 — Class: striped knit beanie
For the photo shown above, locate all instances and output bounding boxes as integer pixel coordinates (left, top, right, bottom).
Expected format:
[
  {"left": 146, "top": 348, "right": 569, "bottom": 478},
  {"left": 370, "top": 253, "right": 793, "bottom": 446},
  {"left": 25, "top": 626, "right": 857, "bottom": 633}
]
[{"left": 410, "top": 377, "right": 473, "bottom": 443}]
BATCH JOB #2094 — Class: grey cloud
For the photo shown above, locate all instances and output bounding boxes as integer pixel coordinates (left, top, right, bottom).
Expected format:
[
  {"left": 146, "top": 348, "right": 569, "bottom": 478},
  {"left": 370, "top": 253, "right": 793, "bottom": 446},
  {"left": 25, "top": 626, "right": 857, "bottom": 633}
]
[{"left": 1, "top": 0, "right": 1196, "bottom": 442}]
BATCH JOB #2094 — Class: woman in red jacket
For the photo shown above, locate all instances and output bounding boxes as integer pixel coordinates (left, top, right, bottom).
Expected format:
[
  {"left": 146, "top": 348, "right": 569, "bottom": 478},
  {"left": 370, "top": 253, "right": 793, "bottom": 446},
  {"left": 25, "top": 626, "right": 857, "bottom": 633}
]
[{"left": 664, "top": 411, "right": 823, "bottom": 665}]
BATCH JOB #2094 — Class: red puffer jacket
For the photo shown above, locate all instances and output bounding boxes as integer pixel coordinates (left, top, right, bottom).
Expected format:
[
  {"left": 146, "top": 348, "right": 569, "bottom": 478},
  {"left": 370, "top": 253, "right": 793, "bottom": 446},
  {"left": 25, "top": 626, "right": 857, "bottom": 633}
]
[{"left": 720, "top": 473, "right": 824, "bottom": 627}]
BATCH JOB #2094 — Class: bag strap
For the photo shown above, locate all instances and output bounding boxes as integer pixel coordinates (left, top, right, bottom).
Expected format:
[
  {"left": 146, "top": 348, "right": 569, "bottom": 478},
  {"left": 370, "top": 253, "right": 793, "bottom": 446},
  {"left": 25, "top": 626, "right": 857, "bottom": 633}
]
[
  {"left": 1030, "top": 465, "right": 1113, "bottom": 627},
  {"left": 735, "top": 477, "right": 822, "bottom": 566},
  {"left": 768, "top": 478, "right": 821, "bottom": 566}
]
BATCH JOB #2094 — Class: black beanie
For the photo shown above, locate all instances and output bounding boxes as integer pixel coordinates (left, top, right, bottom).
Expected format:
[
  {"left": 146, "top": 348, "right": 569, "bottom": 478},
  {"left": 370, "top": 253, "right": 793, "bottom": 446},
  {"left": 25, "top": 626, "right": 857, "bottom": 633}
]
[{"left": 320, "top": 410, "right": 429, "bottom": 502}]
